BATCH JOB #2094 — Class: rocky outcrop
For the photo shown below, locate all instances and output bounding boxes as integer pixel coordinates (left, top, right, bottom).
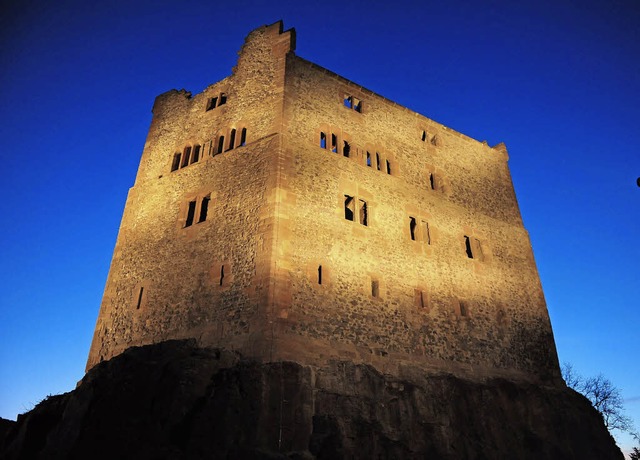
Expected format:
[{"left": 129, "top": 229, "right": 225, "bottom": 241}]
[{"left": 1, "top": 340, "right": 622, "bottom": 459}]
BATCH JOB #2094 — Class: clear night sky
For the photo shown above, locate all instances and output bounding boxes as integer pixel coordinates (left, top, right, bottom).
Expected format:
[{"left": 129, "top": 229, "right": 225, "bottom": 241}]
[{"left": 1, "top": 0, "right": 638, "bottom": 453}]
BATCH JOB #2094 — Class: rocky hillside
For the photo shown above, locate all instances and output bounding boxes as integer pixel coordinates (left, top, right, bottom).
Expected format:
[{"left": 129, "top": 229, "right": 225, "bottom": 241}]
[{"left": 0, "top": 340, "right": 623, "bottom": 459}]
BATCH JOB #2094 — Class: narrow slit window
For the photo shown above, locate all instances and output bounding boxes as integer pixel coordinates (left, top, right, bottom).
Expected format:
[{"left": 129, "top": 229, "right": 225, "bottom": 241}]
[
  {"left": 185, "top": 200, "right": 197, "bottom": 227},
  {"left": 366, "top": 152, "right": 372, "bottom": 167},
  {"left": 136, "top": 287, "right": 144, "bottom": 310},
  {"left": 318, "top": 265, "right": 322, "bottom": 285},
  {"left": 181, "top": 146, "right": 192, "bottom": 168},
  {"left": 228, "top": 129, "right": 236, "bottom": 151},
  {"left": 171, "top": 153, "right": 181, "bottom": 172},
  {"left": 240, "top": 128, "right": 247, "bottom": 146},
  {"left": 219, "top": 265, "right": 225, "bottom": 286},
  {"left": 206, "top": 97, "right": 218, "bottom": 111},
  {"left": 217, "top": 135, "right": 225, "bottom": 154},
  {"left": 192, "top": 145, "right": 201, "bottom": 163},
  {"left": 320, "top": 132, "right": 327, "bottom": 149},
  {"left": 429, "top": 173, "right": 435, "bottom": 190},
  {"left": 344, "top": 195, "right": 355, "bottom": 221},
  {"left": 343, "top": 141, "right": 350, "bottom": 158},
  {"left": 331, "top": 134, "right": 338, "bottom": 153},
  {"left": 359, "top": 199, "right": 368, "bottom": 226},
  {"left": 371, "top": 279, "right": 379, "bottom": 298},
  {"left": 219, "top": 93, "right": 227, "bottom": 105},
  {"left": 198, "top": 196, "right": 210, "bottom": 223},
  {"left": 409, "top": 217, "right": 417, "bottom": 241},
  {"left": 418, "top": 290, "right": 425, "bottom": 308},
  {"left": 421, "top": 130, "right": 427, "bottom": 142},
  {"left": 423, "top": 221, "right": 431, "bottom": 245},
  {"left": 375, "top": 152, "right": 381, "bottom": 171},
  {"left": 464, "top": 236, "right": 474, "bottom": 258},
  {"left": 459, "top": 300, "right": 468, "bottom": 317},
  {"left": 386, "top": 159, "right": 391, "bottom": 175}
]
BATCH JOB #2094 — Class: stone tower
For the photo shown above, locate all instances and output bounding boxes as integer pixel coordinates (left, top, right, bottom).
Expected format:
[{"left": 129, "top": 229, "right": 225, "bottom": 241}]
[{"left": 87, "top": 21, "right": 560, "bottom": 384}]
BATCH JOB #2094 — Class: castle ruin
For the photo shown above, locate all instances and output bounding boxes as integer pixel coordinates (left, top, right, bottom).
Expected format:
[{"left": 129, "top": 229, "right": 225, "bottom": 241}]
[{"left": 87, "top": 20, "right": 561, "bottom": 385}]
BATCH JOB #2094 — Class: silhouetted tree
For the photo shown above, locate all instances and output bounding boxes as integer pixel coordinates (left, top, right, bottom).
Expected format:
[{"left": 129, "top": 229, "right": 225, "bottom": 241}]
[{"left": 562, "top": 363, "right": 632, "bottom": 432}]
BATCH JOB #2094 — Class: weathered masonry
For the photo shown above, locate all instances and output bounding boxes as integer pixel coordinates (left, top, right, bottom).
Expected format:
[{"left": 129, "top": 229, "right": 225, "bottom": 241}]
[{"left": 87, "top": 21, "right": 561, "bottom": 384}]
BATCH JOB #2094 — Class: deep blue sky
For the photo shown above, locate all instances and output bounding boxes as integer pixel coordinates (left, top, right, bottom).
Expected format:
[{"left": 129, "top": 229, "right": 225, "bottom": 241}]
[{"left": 1, "top": 0, "right": 638, "bottom": 452}]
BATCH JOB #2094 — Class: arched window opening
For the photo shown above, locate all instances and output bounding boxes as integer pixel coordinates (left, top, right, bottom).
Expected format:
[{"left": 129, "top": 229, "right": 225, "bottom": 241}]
[
  {"left": 228, "top": 129, "right": 236, "bottom": 151},
  {"left": 240, "top": 128, "right": 247, "bottom": 146}
]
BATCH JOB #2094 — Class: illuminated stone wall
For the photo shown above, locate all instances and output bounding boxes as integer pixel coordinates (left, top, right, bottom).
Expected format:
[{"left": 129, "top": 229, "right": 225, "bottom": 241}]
[{"left": 87, "top": 21, "right": 560, "bottom": 382}]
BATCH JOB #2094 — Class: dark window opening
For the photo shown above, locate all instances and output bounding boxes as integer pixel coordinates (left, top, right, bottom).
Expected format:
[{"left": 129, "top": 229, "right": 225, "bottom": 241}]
[
  {"left": 419, "top": 290, "right": 425, "bottom": 308},
  {"left": 359, "top": 199, "right": 368, "bottom": 226},
  {"left": 343, "top": 141, "right": 350, "bottom": 158},
  {"left": 192, "top": 145, "right": 201, "bottom": 163},
  {"left": 421, "top": 130, "right": 427, "bottom": 142},
  {"left": 136, "top": 287, "right": 144, "bottom": 310},
  {"left": 198, "top": 196, "right": 210, "bottom": 223},
  {"left": 228, "top": 129, "right": 236, "bottom": 151},
  {"left": 320, "top": 132, "right": 327, "bottom": 149},
  {"left": 220, "top": 265, "right": 225, "bottom": 286},
  {"left": 464, "top": 236, "right": 474, "bottom": 258},
  {"left": 219, "top": 93, "right": 227, "bottom": 105},
  {"left": 409, "top": 217, "right": 417, "bottom": 240},
  {"left": 371, "top": 279, "right": 379, "bottom": 298},
  {"left": 331, "top": 134, "right": 338, "bottom": 153},
  {"left": 240, "top": 128, "right": 247, "bottom": 146},
  {"left": 185, "top": 200, "right": 197, "bottom": 227},
  {"left": 171, "top": 153, "right": 181, "bottom": 172},
  {"left": 318, "top": 265, "right": 322, "bottom": 285},
  {"left": 217, "top": 135, "right": 225, "bottom": 154},
  {"left": 429, "top": 173, "right": 435, "bottom": 190},
  {"left": 423, "top": 221, "right": 431, "bottom": 245},
  {"left": 344, "top": 95, "right": 352, "bottom": 108},
  {"left": 206, "top": 97, "right": 218, "bottom": 111},
  {"left": 386, "top": 159, "right": 391, "bottom": 175},
  {"left": 344, "top": 195, "right": 355, "bottom": 221},
  {"left": 459, "top": 301, "right": 468, "bottom": 317},
  {"left": 181, "top": 146, "right": 192, "bottom": 168},
  {"left": 375, "top": 152, "right": 381, "bottom": 171},
  {"left": 366, "top": 152, "right": 372, "bottom": 167}
]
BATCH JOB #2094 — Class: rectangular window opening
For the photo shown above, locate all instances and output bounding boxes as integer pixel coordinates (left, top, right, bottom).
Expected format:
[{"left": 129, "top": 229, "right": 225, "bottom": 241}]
[
  {"left": 192, "top": 145, "right": 201, "bottom": 164},
  {"left": 366, "top": 152, "right": 372, "bottom": 167},
  {"left": 198, "top": 196, "right": 210, "bottom": 223},
  {"left": 386, "top": 159, "right": 391, "bottom": 175},
  {"left": 409, "top": 217, "right": 417, "bottom": 241},
  {"left": 320, "top": 132, "right": 327, "bottom": 149},
  {"left": 421, "top": 130, "right": 427, "bottom": 142},
  {"left": 429, "top": 173, "right": 435, "bottom": 190},
  {"left": 171, "top": 153, "right": 181, "bottom": 172},
  {"left": 344, "top": 95, "right": 352, "bottom": 109},
  {"left": 206, "top": 97, "right": 217, "bottom": 111},
  {"left": 331, "top": 134, "right": 338, "bottom": 153},
  {"left": 419, "top": 290, "right": 425, "bottom": 308},
  {"left": 423, "top": 221, "right": 431, "bottom": 245},
  {"left": 375, "top": 152, "right": 381, "bottom": 171},
  {"left": 185, "top": 200, "right": 197, "bottom": 227},
  {"left": 343, "top": 140, "right": 350, "bottom": 158},
  {"left": 318, "top": 265, "right": 322, "bottom": 285},
  {"left": 240, "top": 128, "right": 247, "bottom": 146},
  {"left": 353, "top": 97, "right": 362, "bottom": 112},
  {"left": 359, "top": 199, "right": 368, "bottom": 226},
  {"left": 464, "top": 236, "right": 474, "bottom": 258},
  {"left": 220, "top": 265, "right": 225, "bottom": 286},
  {"left": 371, "top": 279, "right": 379, "bottom": 298},
  {"left": 459, "top": 300, "right": 468, "bottom": 317},
  {"left": 227, "top": 129, "right": 236, "bottom": 151},
  {"left": 219, "top": 93, "right": 227, "bottom": 105},
  {"left": 344, "top": 195, "right": 355, "bottom": 221},
  {"left": 181, "top": 146, "right": 192, "bottom": 168},
  {"left": 217, "top": 135, "right": 225, "bottom": 154}
]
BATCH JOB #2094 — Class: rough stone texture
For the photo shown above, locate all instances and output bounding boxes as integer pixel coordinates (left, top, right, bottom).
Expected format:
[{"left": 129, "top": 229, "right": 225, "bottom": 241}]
[
  {"left": 1, "top": 341, "right": 623, "bottom": 459},
  {"left": 86, "top": 20, "right": 560, "bottom": 385}
]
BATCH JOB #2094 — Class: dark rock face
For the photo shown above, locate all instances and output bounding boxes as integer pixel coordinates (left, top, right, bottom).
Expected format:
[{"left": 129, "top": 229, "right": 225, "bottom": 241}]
[{"left": 1, "top": 340, "right": 622, "bottom": 459}]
